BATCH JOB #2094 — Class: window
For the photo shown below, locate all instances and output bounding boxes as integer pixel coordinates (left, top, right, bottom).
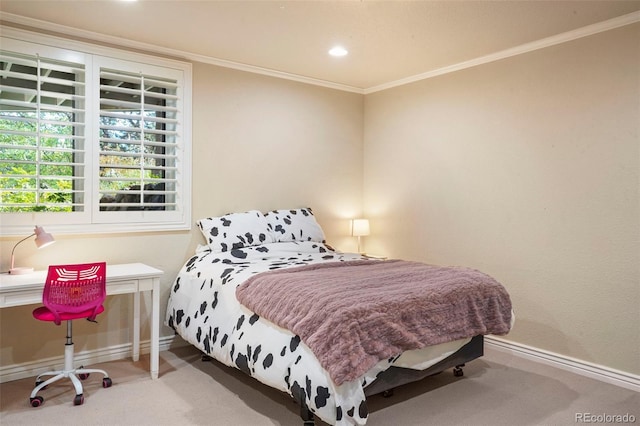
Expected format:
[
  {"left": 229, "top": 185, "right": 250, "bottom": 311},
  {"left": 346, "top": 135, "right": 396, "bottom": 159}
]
[
  {"left": 0, "top": 48, "right": 86, "bottom": 213},
  {"left": 98, "top": 67, "right": 178, "bottom": 213},
  {"left": 0, "top": 31, "right": 191, "bottom": 235}
]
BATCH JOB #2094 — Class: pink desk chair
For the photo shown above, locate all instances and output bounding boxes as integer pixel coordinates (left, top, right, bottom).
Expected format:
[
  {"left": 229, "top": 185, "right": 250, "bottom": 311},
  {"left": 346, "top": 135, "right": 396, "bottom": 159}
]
[{"left": 30, "top": 262, "right": 113, "bottom": 407}]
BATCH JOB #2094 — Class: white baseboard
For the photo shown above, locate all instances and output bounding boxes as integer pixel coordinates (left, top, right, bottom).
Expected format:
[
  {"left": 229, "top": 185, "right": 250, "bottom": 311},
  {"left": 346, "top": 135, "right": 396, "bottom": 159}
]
[
  {"left": 4, "top": 335, "right": 638, "bottom": 393},
  {"left": 0, "top": 336, "right": 178, "bottom": 384},
  {"left": 485, "top": 336, "right": 640, "bottom": 392}
]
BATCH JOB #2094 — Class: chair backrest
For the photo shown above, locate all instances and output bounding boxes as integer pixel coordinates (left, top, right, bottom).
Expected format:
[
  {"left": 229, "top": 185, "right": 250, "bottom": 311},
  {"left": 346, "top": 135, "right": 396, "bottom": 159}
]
[{"left": 43, "top": 262, "right": 107, "bottom": 324}]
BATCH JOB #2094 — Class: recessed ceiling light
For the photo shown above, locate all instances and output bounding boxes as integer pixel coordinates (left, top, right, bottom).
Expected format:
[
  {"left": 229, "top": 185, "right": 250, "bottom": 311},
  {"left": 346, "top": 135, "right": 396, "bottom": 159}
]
[{"left": 328, "top": 46, "right": 348, "bottom": 57}]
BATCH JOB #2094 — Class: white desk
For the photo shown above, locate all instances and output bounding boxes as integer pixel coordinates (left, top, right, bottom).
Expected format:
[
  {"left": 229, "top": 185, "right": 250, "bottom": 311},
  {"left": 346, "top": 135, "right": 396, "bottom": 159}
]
[{"left": 0, "top": 263, "right": 163, "bottom": 380}]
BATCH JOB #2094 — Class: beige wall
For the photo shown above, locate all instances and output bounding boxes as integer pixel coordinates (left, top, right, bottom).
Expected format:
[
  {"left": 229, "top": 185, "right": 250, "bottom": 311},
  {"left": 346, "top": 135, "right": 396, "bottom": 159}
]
[
  {"left": 189, "top": 63, "right": 365, "bottom": 247},
  {"left": 0, "top": 61, "right": 364, "bottom": 370},
  {"left": 363, "top": 23, "right": 640, "bottom": 374}
]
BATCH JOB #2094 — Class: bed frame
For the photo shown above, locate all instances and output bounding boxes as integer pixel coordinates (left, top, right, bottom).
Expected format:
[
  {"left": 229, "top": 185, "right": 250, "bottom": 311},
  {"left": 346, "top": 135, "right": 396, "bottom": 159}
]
[
  {"left": 294, "top": 335, "right": 484, "bottom": 425},
  {"left": 201, "top": 335, "right": 484, "bottom": 425}
]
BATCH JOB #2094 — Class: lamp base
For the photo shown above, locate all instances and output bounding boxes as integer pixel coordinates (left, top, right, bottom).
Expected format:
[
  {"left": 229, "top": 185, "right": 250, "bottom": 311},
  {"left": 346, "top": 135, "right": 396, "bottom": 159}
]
[{"left": 9, "top": 267, "right": 35, "bottom": 275}]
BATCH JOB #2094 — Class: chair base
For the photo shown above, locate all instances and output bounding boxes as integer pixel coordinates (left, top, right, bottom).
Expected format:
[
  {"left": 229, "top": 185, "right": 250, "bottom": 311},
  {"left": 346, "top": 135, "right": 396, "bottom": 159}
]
[{"left": 29, "top": 342, "right": 112, "bottom": 407}]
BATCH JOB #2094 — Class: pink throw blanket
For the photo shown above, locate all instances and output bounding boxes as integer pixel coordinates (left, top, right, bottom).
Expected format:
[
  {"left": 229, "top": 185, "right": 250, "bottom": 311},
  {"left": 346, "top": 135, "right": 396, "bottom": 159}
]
[{"left": 235, "top": 259, "right": 512, "bottom": 385}]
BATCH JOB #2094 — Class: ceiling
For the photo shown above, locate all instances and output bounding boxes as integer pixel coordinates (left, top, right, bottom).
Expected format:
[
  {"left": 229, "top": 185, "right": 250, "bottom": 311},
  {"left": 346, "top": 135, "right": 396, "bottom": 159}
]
[{"left": 1, "top": 1, "right": 639, "bottom": 92}]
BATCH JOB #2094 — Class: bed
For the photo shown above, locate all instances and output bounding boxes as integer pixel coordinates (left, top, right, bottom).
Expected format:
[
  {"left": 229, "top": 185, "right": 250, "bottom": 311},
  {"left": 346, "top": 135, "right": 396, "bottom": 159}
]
[{"left": 165, "top": 208, "right": 513, "bottom": 425}]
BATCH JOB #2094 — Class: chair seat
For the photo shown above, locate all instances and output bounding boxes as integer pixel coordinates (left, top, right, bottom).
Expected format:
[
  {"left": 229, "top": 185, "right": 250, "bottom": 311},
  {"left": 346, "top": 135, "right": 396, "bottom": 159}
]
[{"left": 33, "top": 305, "right": 105, "bottom": 322}]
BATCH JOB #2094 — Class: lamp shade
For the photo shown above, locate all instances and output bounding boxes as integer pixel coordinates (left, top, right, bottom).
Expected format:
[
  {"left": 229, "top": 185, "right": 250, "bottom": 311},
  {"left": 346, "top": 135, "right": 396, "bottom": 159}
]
[
  {"left": 351, "top": 219, "right": 370, "bottom": 237},
  {"left": 34, "top": 226, "right": 55, "bottom": 249}
]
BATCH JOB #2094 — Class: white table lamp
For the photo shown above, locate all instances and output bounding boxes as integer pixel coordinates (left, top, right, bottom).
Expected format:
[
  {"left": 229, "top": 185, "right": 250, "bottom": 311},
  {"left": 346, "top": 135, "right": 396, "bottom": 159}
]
[
  {"left": 9, "top": 226, "right": 56, "bottom": 275},
  {"left": 351, "top": 219, "right": 370, "bottom": 254}
]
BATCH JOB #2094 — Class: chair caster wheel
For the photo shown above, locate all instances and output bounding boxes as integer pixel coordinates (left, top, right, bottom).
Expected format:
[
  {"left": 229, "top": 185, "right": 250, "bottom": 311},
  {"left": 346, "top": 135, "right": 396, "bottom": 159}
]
[
  {"left": 78, "top": 367, "right": 89, "bottom": 380},
  {"left": 30, "top": 396, "right": 44, "bottom": 407},
  {"left": 73, "top": 394, "right": 84, "bottom": 406},
  {"left": 102, "top": 377, "right": 113, "bottom": 388},
  {"left": 453, "top": 366, "right": 464, "bottom": 377}
]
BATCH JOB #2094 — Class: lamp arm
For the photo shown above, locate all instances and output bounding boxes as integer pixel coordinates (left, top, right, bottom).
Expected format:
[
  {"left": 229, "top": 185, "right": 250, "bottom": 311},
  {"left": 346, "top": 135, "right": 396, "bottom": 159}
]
[{"left": 10, "top": 232, "right": 35, "bottom": 270}]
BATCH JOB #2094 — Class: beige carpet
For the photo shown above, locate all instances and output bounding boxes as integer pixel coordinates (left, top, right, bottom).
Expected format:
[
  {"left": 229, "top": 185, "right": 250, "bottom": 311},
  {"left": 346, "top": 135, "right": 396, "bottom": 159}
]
[{"left": 1, "top": 345, "right": 637, "bottom": 426}]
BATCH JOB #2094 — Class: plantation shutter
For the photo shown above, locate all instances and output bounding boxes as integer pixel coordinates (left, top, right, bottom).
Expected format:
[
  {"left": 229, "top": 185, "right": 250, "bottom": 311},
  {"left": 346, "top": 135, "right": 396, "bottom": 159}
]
[
  {"left": 98, "top": 68, "right": 179, "bottom": 212},
  {"left": 0, "top": 50, "right": 86, "bottom": 212},
  {"left": 1, "top": 32, "right": 191, "bottom": 235}
]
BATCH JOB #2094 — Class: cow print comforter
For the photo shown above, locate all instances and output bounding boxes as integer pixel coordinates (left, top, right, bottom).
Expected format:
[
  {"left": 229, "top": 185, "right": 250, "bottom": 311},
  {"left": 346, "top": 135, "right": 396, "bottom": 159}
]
[{"left": 165, "top": 241, "right": 460, "bottom": 425}]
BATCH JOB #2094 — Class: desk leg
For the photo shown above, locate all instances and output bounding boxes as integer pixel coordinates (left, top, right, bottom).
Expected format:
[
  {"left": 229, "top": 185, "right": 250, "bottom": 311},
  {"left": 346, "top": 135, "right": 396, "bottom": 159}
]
[
  {"left": 133, "top": 290, "right": 140, "bottom": 362},
  {"left": 150, "top": 278, "right": 160, "bottom": 379}
]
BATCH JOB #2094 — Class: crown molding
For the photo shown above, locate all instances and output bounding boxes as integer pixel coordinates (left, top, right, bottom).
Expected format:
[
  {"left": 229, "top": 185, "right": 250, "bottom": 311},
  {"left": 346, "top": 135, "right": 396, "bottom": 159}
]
[
  {"left": 2, "top": 10, "right": 638, "bottom": 96},
  {"left": 0, "top": 12, "right": 365, "bottom": 95},
  {"left": 365, "top": 10, "right": 640, "bottom": 94}
]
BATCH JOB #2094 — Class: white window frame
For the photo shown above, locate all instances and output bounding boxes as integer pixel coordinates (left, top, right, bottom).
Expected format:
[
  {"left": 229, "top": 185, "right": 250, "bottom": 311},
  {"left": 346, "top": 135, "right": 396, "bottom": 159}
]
[{"left": 0, "top": 28, "right": 192, "bottom": 236}]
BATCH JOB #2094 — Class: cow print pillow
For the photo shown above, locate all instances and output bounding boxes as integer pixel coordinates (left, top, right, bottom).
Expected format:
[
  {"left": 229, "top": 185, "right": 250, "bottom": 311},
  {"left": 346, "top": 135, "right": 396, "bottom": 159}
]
[
  {"left": 197, "top": 210, "right": 275, "bottom": 252},
  {"left": 265, "top": 208, "right": 325, "bottom": 243}
]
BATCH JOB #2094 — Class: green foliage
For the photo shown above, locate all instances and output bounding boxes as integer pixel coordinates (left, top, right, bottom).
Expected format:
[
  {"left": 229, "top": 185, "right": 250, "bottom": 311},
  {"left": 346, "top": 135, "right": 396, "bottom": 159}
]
[
  {"left": 0, "top": 112, "right": 75, "bottom": 212},
  {"left": 2, "top": 108, "right": 166, "bottom": 212}
]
